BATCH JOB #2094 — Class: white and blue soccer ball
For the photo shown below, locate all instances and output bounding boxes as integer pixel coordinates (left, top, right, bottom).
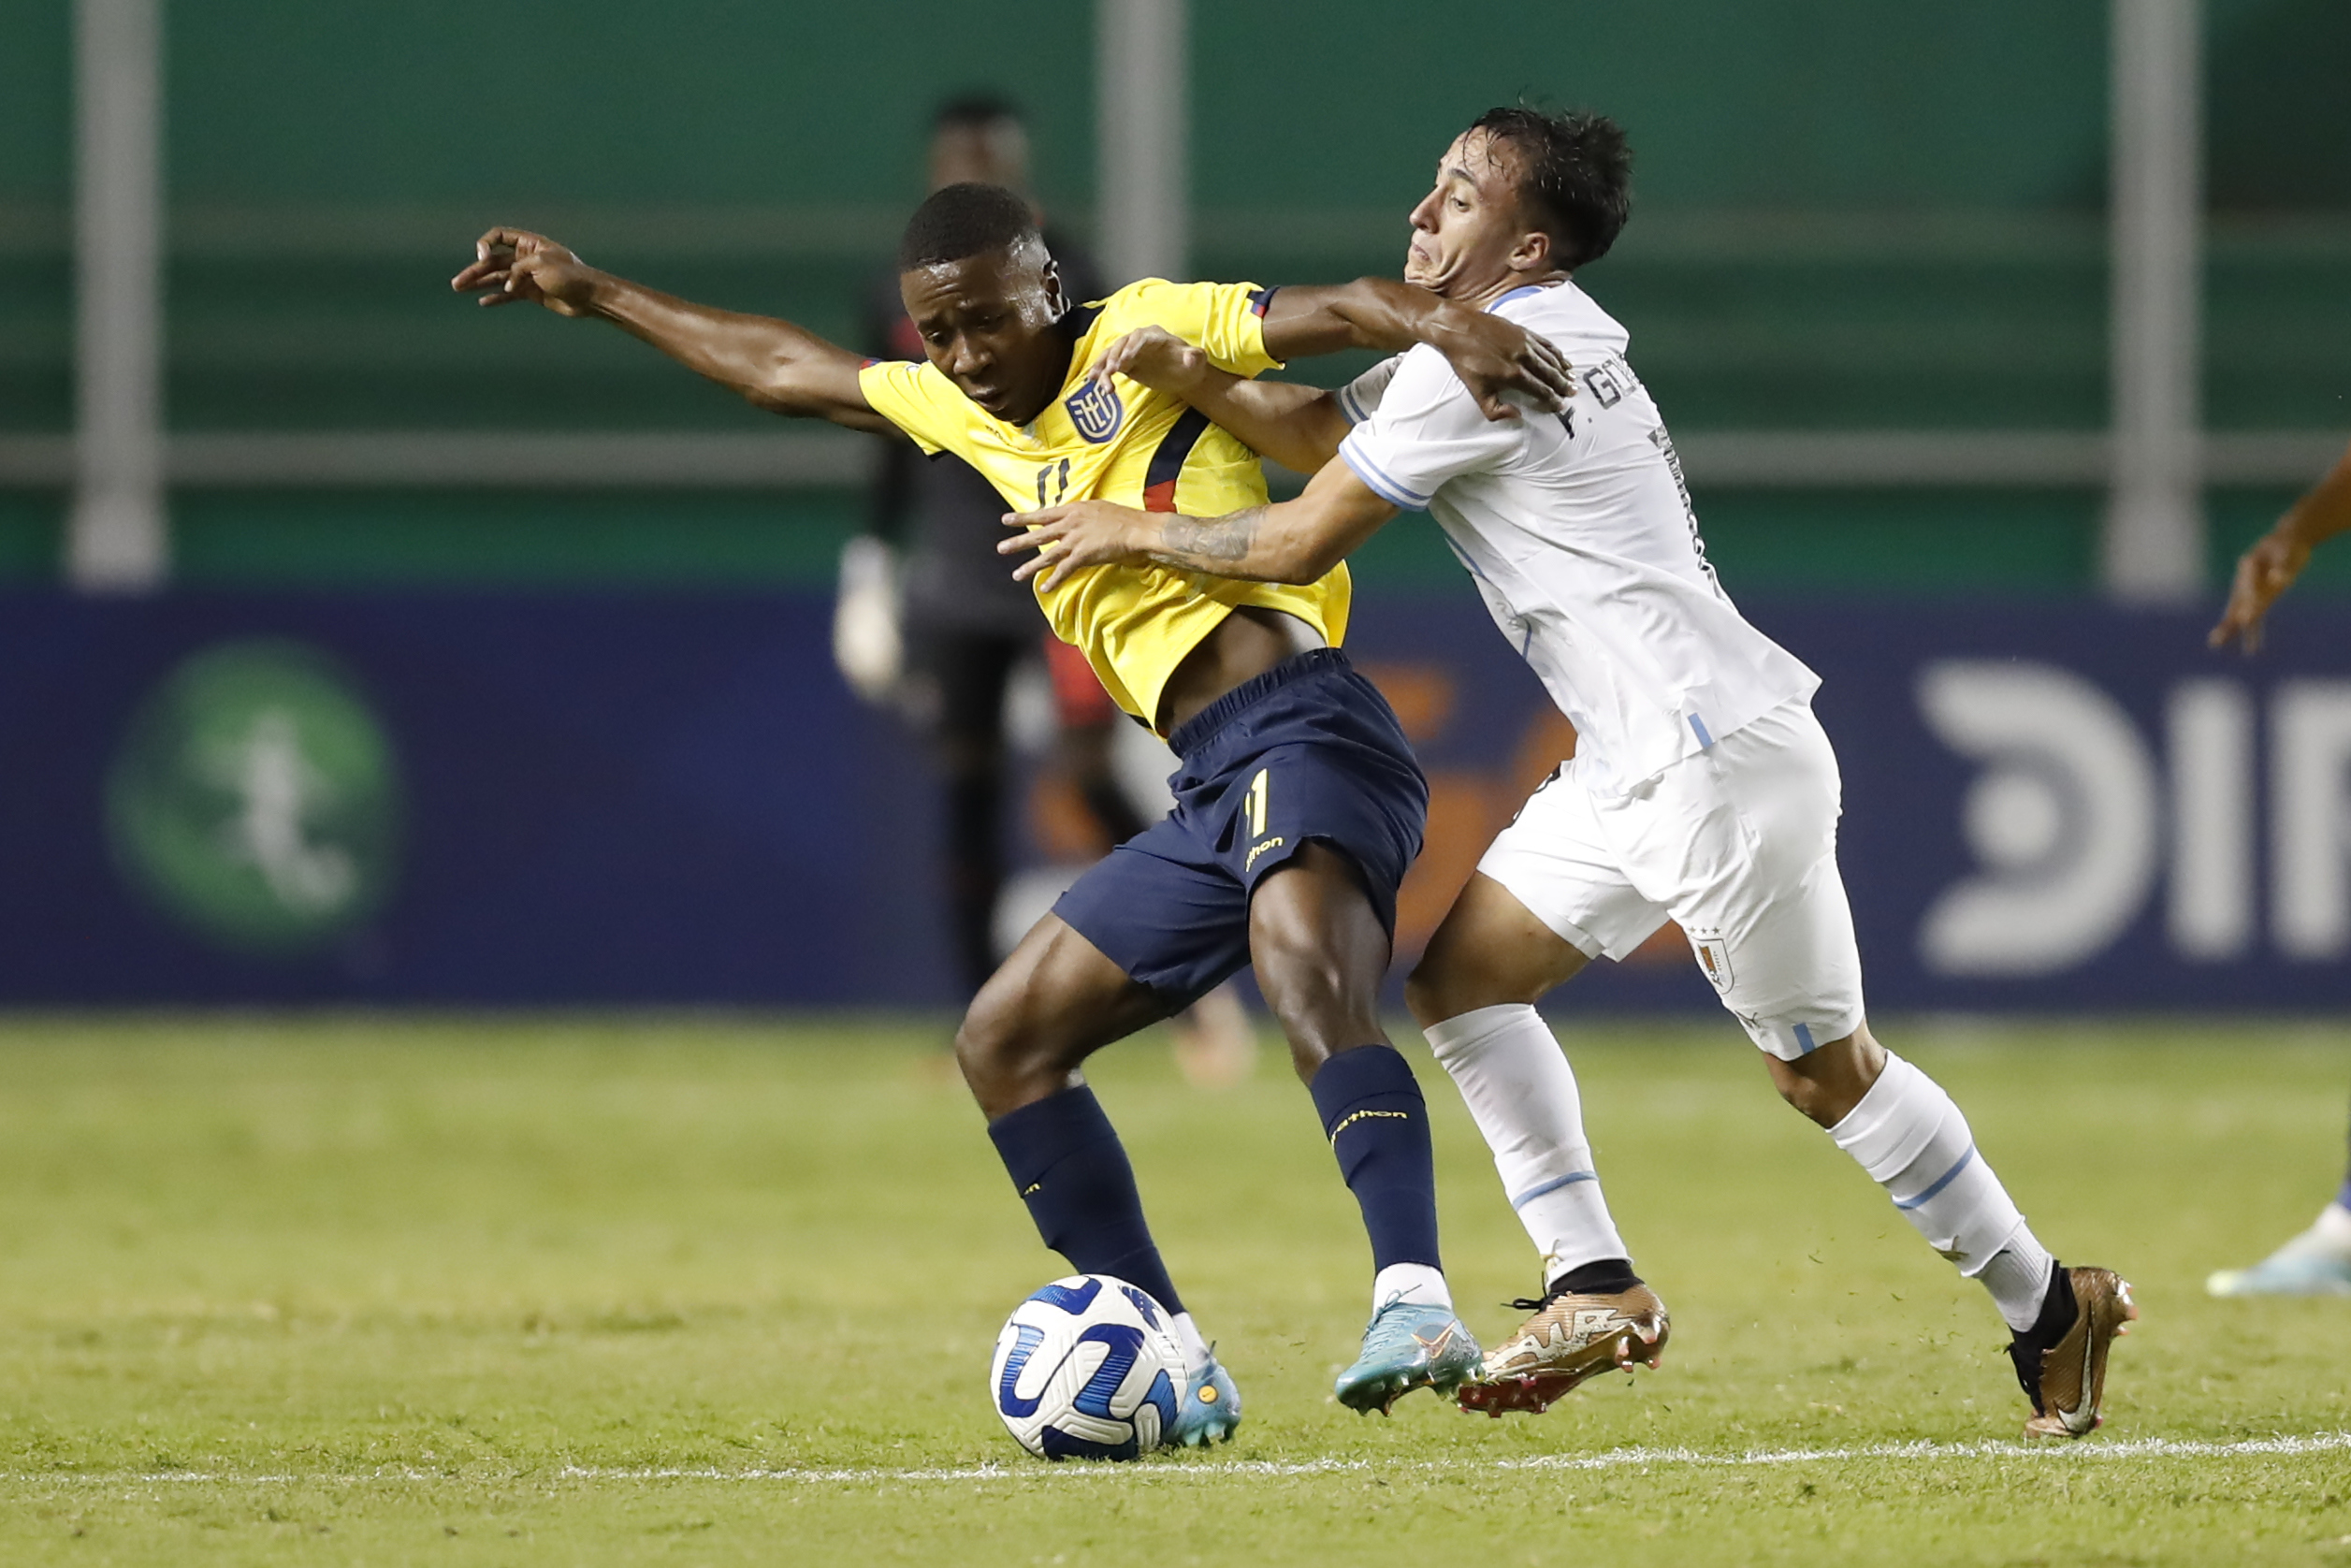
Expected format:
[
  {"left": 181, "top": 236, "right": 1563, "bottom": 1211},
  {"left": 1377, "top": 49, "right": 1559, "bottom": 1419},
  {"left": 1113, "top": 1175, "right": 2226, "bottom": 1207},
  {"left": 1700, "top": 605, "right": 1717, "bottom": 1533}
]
[{"left": 989, "top": 1274, "right": 1184, "bottom": 1460}]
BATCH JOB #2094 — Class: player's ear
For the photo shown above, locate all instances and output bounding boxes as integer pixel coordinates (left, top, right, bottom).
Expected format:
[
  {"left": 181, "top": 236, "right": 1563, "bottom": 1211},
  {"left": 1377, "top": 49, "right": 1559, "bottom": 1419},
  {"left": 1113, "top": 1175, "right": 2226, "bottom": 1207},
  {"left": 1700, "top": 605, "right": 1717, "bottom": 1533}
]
[
  {"left": 1509, "top": 226, "right": 1553, "bottom": 276},
  {"left": 1041, "top": 257, "right": 1068, "bottom": 318}
]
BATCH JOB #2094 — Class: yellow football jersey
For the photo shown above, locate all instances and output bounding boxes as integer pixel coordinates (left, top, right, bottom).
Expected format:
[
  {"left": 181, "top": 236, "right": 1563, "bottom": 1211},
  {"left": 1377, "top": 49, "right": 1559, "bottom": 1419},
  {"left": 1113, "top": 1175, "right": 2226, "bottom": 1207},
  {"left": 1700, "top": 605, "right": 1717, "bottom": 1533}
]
[{"left": 856, "top": 278, "right": 1351, "bottom": 729}]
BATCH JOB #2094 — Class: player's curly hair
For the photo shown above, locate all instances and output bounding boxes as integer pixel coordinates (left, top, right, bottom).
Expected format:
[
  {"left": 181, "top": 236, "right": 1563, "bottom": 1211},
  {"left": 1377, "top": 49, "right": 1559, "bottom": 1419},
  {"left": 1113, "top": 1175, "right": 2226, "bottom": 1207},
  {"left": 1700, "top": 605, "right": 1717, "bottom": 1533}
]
[
  {"left": 897, "top": 181, "right": 1041, "bottom": 271},
  {"left": 1468, "top": 107, "right": 1633, "bottom": 270}
]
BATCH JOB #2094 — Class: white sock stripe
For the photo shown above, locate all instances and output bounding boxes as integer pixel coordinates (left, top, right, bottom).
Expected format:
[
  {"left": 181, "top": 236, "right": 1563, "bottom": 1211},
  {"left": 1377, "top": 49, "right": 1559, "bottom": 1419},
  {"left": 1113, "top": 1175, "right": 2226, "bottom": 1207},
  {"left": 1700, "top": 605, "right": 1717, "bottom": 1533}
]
[
  {"left": 1509, "top": 1169, "right": 1598, "bottom": 1210},
  {"left": 1892, "top": 1143, "right": 1977, "bottom": 1211}
]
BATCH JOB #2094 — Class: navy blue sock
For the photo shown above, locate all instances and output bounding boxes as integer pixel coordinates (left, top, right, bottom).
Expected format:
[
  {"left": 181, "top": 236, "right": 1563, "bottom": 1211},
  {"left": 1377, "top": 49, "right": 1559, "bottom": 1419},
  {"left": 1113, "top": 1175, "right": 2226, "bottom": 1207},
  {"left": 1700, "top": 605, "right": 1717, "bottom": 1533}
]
[
  {"left": 987, "top": 1085, "right": 1185, "bottom": 1316},
  {"left": 1310, "top": 1044, "right": 1443, "bottom": 1272}
]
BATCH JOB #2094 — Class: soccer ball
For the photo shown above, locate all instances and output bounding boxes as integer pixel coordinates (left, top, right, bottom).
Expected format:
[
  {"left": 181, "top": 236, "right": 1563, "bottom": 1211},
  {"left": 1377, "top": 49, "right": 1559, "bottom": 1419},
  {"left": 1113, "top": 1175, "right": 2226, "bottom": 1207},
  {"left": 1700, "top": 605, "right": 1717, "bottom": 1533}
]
[{"left": 989, "top": 1274, "right": 1184, "bottom": 1460}]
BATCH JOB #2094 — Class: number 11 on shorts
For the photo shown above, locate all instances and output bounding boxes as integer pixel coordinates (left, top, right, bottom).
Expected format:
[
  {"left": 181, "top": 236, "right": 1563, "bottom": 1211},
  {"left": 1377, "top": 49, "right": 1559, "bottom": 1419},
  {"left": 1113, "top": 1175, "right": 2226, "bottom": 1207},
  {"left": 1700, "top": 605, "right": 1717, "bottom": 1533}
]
[{"left": 1246, "top": 768, "right": 1270, "bottom": 838}]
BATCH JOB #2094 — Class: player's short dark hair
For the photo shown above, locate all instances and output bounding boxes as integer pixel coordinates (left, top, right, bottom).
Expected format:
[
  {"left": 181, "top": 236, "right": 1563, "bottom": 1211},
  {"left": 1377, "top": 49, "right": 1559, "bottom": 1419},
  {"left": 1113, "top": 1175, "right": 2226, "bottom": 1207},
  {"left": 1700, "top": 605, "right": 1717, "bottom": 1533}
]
[
  {"left": 897, "top": 181, "right": 1041, "bottom": 271},
  {"left": 1468, "top": 107, "right": 1633, "bottom": 270},
  {"left": 933, "top": 94, "right": 1023, "bottom": 133}
]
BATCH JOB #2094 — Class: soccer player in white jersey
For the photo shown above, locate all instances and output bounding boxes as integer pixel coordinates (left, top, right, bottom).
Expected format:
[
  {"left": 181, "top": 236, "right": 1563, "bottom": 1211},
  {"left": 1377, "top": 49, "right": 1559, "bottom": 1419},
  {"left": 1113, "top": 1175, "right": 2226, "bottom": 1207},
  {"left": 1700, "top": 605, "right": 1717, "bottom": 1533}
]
[{"left": 1004, "top": 107, "right": 2136, "bottom": 1439}]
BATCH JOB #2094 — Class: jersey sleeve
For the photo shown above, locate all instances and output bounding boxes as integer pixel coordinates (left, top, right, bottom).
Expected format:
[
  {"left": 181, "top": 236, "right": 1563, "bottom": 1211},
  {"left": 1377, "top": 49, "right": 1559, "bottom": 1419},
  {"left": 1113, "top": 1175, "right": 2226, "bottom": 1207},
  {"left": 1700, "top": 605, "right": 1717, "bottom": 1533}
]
[
  {"left": 1112, "top": 279, "right": 1284, "bottom": 377},
  {"left": 1336, "top": 344, "right": 1523, "bottom": 511},
  {"left": 855, "top": 359, "right": 964, "bottom": 457},
  {"left": 1335, "top": 355, "right": 1405, "bottom": 425}
]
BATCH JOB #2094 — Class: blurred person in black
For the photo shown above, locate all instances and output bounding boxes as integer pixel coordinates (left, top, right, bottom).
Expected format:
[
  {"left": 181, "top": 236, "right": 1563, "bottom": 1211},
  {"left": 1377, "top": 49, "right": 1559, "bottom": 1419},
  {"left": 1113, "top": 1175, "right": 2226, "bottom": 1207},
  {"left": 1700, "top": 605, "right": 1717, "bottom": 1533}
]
[{"left": 836, "top": 94, "right": 1253, "bottom": 1085}]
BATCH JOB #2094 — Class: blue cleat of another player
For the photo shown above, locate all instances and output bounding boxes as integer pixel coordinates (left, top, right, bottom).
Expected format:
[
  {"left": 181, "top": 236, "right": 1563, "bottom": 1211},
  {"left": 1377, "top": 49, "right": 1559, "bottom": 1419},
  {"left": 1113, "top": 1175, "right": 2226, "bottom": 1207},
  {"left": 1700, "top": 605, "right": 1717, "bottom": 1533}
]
[
  {"left": 1334, "top": 1301, "right": 1482, "bottom": 1414},
  {"left": 1166, "top": 1351, "right": 1242, "bottom": 1447},
  {"left": 2207, "top": 1249, "right": 2351, "bottom": 1297},
  {"left": 2208, "top": 1207, "right": 2351, "bottom": 1298}
]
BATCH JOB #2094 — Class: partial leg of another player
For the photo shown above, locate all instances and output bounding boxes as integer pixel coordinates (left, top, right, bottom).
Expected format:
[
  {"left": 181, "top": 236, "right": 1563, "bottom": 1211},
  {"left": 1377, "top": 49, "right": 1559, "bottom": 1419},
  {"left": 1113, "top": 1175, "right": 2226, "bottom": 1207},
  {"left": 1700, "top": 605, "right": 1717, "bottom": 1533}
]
[
  {"left": 1407, "top": 873, "right": 1669, "bottom": 1416},
  {"left": 954, "top": 914, "right": 1242, "bottom": 1445},
  {"left": 2208, "top": 1107, "right": 2351, "bottom": 1297},
  {"left": 1705, "top": 704, "right": 2134, "bottom": 1438},
  {"left": 1250, "top": 841, "right": 1483, "bottom": 1413},
  {"left": 1415, "top": 703, "right": 2134, "bottom": 1436}
]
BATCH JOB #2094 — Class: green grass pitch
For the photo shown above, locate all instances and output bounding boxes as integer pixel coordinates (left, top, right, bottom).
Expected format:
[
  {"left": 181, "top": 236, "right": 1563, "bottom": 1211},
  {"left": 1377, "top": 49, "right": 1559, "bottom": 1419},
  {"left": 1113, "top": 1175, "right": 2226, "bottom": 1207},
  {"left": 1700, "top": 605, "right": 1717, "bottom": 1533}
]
[{"left": 2, "top": 1014, "right": 2349, "bottom": 1565}]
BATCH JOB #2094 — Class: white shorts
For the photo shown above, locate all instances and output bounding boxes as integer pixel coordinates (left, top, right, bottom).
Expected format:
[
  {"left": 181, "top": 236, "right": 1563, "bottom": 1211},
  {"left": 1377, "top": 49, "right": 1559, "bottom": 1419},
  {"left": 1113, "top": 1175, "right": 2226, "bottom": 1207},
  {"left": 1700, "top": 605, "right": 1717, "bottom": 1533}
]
[{"left": 1477, "top": 698, "right": 1865, "bottom": 1061}]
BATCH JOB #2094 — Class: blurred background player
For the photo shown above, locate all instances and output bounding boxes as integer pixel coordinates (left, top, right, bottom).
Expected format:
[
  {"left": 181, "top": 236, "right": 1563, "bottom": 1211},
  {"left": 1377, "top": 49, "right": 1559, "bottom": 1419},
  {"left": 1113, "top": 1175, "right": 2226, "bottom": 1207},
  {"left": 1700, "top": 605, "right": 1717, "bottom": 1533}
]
[
  {"left": 2208, "top": 436, "right": 2351, "bottom": 1297},
  {"left": 834, "top": 94, "right": 1253, "bottom": 1086}
]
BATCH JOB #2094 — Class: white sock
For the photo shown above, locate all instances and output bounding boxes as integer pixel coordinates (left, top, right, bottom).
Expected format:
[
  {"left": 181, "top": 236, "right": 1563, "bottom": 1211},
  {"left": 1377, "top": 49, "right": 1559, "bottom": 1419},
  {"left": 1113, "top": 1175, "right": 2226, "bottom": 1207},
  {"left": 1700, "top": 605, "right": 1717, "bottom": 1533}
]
[
  {"left": 1170, "top": 1312, "right": 1212, "bottom": 1372},
  {"left": 1424, "top": 1004, "right": 1631, "bottom": 1285},
  {"left": 1371, "top": 1262, "right": 1452, "bottom": 1314},
  {"left": 1975, "top": 1231, "right": 2058, "bottom": 1331},
  {"left": 1827, "top": 1052, "right": 2053, "bottom": 1330}
]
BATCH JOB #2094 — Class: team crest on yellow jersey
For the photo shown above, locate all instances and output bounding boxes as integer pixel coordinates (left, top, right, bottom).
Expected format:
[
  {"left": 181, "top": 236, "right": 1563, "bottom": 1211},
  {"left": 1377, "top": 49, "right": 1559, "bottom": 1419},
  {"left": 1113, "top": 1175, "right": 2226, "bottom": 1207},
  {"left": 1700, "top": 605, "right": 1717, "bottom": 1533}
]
[{"left": 1065, "top": 378, "right": 1124, "bottom": 443}]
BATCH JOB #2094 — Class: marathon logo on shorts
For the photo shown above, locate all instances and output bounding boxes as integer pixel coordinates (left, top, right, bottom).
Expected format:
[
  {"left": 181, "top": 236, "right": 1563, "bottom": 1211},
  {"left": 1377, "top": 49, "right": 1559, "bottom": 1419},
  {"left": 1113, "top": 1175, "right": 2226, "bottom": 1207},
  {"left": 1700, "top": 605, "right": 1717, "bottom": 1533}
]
[
  {"left": 1065, "top": 378, "right": 1125, "bottom": 443},
  {"left": 1689, "top": 929, "right": 1734, "bottom": 993}
]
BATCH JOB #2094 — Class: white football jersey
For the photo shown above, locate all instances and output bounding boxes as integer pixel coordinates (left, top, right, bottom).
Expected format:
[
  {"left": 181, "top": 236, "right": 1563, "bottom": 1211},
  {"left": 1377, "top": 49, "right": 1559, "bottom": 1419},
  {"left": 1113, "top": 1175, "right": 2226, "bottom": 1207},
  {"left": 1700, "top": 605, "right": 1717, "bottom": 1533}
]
[{"left": 1337, "top": 280, "right": 1819, "bottom": 794}]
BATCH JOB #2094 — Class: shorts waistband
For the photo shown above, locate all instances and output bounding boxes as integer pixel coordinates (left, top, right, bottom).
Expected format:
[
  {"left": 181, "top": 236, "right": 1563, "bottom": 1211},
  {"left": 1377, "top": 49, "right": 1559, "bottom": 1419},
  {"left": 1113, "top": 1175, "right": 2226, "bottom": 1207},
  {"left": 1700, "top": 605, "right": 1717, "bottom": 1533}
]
[{"left": 1168, "top": 646, "right": 1354, "bottom": 760}]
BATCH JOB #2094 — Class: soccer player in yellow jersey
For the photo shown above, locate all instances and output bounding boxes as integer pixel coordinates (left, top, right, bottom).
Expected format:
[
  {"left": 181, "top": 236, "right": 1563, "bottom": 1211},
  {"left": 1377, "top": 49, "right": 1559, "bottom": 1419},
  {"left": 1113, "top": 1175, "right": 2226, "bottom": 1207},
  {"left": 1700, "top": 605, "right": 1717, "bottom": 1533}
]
[{"left": 452, "top": 181, "right": 1576, "bottom": 1440}]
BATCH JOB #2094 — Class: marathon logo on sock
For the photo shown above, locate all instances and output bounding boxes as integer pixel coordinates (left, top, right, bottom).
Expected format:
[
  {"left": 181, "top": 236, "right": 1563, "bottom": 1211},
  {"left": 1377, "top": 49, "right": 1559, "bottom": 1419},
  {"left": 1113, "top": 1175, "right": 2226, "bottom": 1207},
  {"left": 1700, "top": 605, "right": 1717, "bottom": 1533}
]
[{"left": 1328, "top": 1108, "right": 1411, "bottom": 1145}]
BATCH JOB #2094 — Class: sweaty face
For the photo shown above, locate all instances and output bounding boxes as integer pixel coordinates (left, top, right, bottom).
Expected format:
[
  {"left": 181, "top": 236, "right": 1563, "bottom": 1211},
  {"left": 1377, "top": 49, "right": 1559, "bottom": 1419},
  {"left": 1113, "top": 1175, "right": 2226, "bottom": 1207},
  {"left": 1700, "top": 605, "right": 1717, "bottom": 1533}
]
[
  {"left": 899, "top": 240, "right": 1068, "bottom": 425},
  {"left": 1404, "top": 130, "right": 1546, "bottom": 298}
]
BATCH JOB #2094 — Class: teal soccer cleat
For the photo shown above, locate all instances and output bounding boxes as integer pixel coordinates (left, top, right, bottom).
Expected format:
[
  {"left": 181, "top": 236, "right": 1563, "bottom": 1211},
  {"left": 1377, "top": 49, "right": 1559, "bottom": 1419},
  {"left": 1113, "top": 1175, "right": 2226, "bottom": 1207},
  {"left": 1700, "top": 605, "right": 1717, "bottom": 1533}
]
[
  {"left": 1166, "top": 1350, "right": 1242, "bottom": 1448},
  {"left": 1334, "top": 1301, "right": 1483, "bottom": 1415},
  {"left": 2207, "top": 1248, "right": 2351, "bottom": 1298}
]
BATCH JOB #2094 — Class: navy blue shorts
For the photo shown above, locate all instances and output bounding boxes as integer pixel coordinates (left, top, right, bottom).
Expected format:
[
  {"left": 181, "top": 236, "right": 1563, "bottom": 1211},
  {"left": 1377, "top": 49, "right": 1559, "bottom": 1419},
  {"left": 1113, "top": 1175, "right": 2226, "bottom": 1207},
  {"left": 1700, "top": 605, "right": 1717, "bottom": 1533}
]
[{"left": 1053, "top": 647, "right": 1428, "bottom": 1009}]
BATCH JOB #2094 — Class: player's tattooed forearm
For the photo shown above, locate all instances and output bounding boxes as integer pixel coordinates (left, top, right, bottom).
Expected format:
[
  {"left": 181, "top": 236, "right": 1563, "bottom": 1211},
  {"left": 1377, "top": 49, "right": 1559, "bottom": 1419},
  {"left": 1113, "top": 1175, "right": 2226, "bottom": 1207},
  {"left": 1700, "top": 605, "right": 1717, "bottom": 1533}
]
[{"left": 1157, "top": 508, "right": 1263, "bottom": 569}]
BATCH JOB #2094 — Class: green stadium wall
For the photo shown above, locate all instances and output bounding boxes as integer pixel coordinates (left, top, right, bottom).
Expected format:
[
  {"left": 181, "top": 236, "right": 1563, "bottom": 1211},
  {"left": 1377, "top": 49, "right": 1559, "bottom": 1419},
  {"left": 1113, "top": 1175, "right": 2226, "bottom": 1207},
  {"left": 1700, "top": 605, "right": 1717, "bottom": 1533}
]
[{"left": 1, "top": 0, "right": 2346, "bottom": 592}]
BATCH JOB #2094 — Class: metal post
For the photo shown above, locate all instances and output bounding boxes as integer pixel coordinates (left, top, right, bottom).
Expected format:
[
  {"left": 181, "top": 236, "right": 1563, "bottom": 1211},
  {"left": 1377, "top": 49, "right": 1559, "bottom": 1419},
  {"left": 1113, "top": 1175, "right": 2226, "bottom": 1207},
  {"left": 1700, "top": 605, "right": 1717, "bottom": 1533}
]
[
  {"left": 69, "top": 0, "right": 167, "bottom": 590},
  {"left": 1096, "top": 0, "right": 1188, "bottom": 285},
  {"left": 2102, "top": 0, "right": 2203, "bottom": 602}
]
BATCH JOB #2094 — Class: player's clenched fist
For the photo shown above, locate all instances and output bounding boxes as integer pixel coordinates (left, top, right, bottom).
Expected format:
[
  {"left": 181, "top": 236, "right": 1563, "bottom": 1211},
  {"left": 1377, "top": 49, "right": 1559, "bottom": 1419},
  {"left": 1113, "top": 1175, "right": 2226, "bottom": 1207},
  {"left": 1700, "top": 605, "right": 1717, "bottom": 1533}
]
[{"left": 451, "top": 228, "right": 602, "bottom": 316}]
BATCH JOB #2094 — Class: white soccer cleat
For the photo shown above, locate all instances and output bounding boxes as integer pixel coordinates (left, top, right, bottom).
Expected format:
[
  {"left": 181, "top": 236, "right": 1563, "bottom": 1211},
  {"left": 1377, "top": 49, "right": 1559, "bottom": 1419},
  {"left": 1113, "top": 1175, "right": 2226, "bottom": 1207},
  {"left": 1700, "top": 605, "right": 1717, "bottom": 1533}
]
[{"left": 1457, "top": 1282, "right": 1668, "bottom": 1417}]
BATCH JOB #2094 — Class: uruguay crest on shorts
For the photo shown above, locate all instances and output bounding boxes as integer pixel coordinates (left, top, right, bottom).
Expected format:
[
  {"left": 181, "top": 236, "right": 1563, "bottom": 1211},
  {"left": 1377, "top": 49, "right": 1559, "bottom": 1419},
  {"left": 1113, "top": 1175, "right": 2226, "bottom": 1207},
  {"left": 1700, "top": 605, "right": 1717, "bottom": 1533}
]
[{"left": 1065, "top": 378, "right": 1124, "bottom": 443}]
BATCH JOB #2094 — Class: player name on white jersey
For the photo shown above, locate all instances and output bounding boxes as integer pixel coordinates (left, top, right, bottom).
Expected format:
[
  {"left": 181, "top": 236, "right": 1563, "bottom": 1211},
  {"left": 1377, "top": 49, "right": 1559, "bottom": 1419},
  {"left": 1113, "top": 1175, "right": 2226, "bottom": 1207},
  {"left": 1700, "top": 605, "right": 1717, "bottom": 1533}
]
[{"left": 1338, "top": 281, "right": 1818, "bottom": 794}]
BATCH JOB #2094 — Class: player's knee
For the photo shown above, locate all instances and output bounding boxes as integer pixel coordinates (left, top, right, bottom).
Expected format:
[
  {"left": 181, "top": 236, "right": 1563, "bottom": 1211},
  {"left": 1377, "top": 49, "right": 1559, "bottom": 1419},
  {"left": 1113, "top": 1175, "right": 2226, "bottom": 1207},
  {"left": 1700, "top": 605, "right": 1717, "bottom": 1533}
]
[
  {"left": 1403, "top": 952, "right": 1477, "bottom": 1029},
  {"left": 1400, "top": 964, "right": 1447, "bottom": 1029},
  {"left": 1766, "top": 1025, "right": 1884, "bottom": 1127},
  {"left": 1404, "top": 936, "right": 1535, "bottom": 1028},
  {"left": 953, "top": 980, "right": 1077, "bottom": 1110}
]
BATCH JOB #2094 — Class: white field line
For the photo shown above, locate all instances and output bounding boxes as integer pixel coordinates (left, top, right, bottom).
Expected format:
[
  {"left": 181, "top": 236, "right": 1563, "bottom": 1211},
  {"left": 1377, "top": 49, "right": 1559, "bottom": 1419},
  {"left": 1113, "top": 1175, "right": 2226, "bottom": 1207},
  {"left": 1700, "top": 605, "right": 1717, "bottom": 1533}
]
[{"left": 6, "top": 1430, "right": 2347, "bottom": 1489}]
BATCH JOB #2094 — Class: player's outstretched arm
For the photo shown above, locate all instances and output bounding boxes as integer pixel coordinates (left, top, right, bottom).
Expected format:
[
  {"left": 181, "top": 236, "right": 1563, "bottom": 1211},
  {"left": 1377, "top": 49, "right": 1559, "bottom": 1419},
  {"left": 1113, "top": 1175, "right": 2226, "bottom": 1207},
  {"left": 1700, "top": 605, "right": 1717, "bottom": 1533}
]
[
  {"left": 451, "top": 228, "right": 896, "bottom": 434},
  {"left": 2211, "top": 437, "right": 2351, "bottom": 652},
  {"left": 1258, "top": 277, "right": 1573, "bottom": 422},
  {"left": 1088, "top": 327, "right": 1349, "bottom": 473},
  {"left": 1001, "top": 460, "right": 1397, "bottom": 590}
]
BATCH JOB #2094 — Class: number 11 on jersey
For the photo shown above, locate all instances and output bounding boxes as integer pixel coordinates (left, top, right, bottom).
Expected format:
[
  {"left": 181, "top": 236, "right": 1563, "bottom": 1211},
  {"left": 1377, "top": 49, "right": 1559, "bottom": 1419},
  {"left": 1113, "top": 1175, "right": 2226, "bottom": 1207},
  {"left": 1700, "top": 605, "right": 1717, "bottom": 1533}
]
[{"left": 1245, "top": 768, "right": 1270, "bottom": 838}]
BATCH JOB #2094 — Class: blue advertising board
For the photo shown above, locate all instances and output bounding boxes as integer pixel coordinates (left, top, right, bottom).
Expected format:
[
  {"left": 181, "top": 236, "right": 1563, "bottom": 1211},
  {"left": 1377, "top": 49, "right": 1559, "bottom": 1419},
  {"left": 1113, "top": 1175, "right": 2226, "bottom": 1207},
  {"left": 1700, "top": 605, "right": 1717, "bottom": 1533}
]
[{"left": 3, "top": 588, "right": 2347, "bottom": 1011}]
